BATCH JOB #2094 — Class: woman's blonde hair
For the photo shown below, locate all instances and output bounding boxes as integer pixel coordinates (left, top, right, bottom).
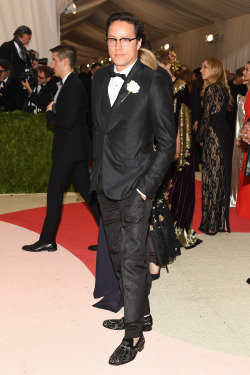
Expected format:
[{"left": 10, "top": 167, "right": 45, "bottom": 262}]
[
  {"left": 139, "top": 48, "right": 157, "bottom": 70},
  {"left": 201, "top": 57, "right": 231, "bottom": 100}
]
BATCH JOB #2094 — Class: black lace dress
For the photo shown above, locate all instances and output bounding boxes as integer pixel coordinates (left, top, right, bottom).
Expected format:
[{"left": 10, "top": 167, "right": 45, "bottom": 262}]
[{"left": 198, "top": 83, "right": 232, "bottom": 235}]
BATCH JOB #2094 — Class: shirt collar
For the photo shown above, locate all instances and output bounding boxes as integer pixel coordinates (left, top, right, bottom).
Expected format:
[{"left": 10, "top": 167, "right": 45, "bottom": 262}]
[
  {"left": 62, "top": 71, "right": 73, "bottom": 84},
  {"left": 113, "top": 59, "right": 137, "bottom": 77}
]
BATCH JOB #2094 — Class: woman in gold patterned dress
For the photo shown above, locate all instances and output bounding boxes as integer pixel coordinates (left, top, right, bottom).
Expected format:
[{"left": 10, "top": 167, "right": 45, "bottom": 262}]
[{"left": 149, "top": 50, "right": 201, "bottom": 269}]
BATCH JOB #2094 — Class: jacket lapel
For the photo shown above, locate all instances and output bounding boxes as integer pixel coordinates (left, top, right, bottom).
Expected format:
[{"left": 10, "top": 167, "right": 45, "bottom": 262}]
[
  {"left": 96, "top": 68, "right": 111, "bottom": 132},
  {"left": 106, "top": 59, "right": 144, "bottom": 132}
]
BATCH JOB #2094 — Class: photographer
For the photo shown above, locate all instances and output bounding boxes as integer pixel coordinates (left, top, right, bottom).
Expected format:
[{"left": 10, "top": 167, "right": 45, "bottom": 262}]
[
  {"left": 0, "top": 26, "right": 39, "bottom": 109},
  {"left": 21, "top": 65, "right": 58, "bottom": 112},
  {"left": 0, "top": 59, "right": 22, "bottom": 111},
  {"left": 0, "top": 26, "right": 38, "bottom": 80}
]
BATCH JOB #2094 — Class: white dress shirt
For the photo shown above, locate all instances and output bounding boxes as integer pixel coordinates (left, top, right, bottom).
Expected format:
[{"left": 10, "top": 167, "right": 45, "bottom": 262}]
[
  {"left": 14, "top": 41, "right": 23, "bottom": 60},
  {"left": 54, "top": 71, "right": 72, "bottom": 101},
  {"left": 0, "top": 76, "right": 8, "bottom": 87},
  {"left": 108, "top": 60, "right": 137, "bottom": 106}
]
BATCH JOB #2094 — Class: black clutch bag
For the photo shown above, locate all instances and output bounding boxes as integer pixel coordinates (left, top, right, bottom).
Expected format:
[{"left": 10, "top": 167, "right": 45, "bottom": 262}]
[{"left": 245, "top": 145, "right": 250, "bottom": 177}]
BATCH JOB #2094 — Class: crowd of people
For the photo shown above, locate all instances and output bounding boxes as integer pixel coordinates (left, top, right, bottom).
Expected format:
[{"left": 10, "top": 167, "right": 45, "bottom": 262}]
[
  {"left": 0, "top": 26, "right": 101, "bottom": 114},
  {"left": 1, "top": 11, "right": 250, "bottom": 366}
]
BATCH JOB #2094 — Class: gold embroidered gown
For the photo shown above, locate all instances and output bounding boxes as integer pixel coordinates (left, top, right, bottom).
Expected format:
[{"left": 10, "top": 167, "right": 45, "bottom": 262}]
[
  {"left": 165, "top": 79, "right": 201, "bottom": 248},
  {"left": 150, "top": 79, "right": 201, "bottom": 255}
]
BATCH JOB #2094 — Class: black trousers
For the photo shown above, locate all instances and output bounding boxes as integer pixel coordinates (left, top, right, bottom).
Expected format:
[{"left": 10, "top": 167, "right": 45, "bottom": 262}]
[
  {"left": 97, "top": 188, "right": 152, "bottom": 339},
  {"left": 40, "top": 159, "right": 100, "bottom": 243}
]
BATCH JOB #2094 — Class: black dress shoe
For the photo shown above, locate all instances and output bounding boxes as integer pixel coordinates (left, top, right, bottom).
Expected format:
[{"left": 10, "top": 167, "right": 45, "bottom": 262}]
[
  {"left": 175, "top": 247, "right": 181, "bottom": 256},
  {"left": 22, "top": 241, "right": 57, "bottom": 252},
  {"left": 103, "top": 314, "right": 152, "bottom": 332},
  {"left": 109, "top": 334, "right": 145, "bottom": 366},
  {"left": 88, "top": 244, "right": 97, "bottom": 251},
  {"left": 246, "top": 278, "right": 250, "bottom": 284},
  {"left": 151, "top": 269, "right": 160, "bottom": 281},
  {"left": 151, "top": 273, "right": 160, "bottom": 281}
]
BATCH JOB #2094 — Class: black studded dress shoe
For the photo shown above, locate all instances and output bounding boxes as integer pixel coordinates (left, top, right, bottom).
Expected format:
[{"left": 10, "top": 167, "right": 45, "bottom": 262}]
[
  {"left": 151, "top": 273, "right": 160, "bottom": 281},
  {"left": 175, "top": 247, "right": 181, "bottom": 256},
  {"left": 109, "top": 334, "right": 145, "bottom": 366},
  {"left": 103, "top": 314, "right": 152, "bottom": 332},
  {"left": 88, "top": 244, "right": 97, "bottom": 251},
  {"left": 22, "top": 241, "right": 57, "bottom": 252}
]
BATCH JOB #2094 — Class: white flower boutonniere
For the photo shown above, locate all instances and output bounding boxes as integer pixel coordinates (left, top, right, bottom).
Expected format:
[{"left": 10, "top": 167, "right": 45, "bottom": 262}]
[{"left": 121, "top": 80, "right": 140, "bottom": 103}]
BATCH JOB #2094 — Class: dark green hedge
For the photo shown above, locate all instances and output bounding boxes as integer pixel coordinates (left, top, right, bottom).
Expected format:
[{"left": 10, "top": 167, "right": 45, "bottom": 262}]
[{"left": 0, "top": 111, "right": 54, "bottom": 193}]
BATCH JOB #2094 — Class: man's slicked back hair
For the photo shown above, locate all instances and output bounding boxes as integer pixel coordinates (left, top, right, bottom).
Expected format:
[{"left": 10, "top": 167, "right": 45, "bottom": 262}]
[{"left": 50, "top": 45, "right": 76, "bottom": 68}]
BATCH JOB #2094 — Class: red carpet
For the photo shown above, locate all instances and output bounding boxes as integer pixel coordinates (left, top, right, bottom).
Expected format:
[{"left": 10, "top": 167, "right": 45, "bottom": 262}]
[
  {"left": 0, "top": 203, "right": 98, "bottom": 276},
  {"left": 0, "top": 182, "right": 249, "bottom": 276}
]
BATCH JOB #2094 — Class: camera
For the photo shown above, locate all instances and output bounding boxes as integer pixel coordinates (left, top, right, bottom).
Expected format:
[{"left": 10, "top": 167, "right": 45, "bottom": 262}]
[
  {"left": 29, "top": 51, "right": 48, "bottom": 66},
  {"left": 20, "top": 70, "right": 36, "bottom": 83}
]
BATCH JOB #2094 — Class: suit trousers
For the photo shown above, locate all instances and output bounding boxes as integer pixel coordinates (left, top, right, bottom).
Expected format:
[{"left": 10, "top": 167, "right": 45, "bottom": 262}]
[
  {"left": 40, "top": 159, "right": 100, "bottom": 243},
  {"left": 97, "top": 188, "right": 152, "bottom": 339}
]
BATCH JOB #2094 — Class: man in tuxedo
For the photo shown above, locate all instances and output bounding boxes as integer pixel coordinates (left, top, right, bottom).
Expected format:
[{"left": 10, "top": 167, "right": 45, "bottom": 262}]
[
  {"left": 0, "top": 59, "right": 21, "bottom": 111},
  {"left": 22, "top": 45, "right": 100, "bottom": 252},
  {"left": 21, "top": 65, "right": 58, "bottom": 112},
  {"left": 90, "top": 11, "right": 175, "bottom": 365}
]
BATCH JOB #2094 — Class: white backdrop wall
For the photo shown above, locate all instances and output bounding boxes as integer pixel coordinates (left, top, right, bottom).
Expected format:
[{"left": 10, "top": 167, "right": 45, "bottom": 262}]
[
  {"left": 152, "top": 14, "right": 250, "bottom": 73},
  {"left": 219, "top": 14, "right": 250, "bottom": 72},
  {"left": 0, "top": 0, "right": 71, "bottom": 65}
]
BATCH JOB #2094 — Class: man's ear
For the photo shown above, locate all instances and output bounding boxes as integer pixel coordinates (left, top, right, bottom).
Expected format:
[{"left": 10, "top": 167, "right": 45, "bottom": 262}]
[
  {"left": 63, "top": 57, "right": 69, "bottom": 68},
  {"left": 137, "top": 38, "right": 142, "bottom": 51}
]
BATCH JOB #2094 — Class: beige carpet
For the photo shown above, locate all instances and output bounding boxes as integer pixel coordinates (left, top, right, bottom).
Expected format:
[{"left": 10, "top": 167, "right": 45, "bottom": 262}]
[{"left": 0, "top": 193, "right": 250, "bottom": 374}]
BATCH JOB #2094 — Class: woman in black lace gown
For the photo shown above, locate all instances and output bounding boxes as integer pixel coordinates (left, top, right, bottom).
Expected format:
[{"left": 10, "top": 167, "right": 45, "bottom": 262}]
[{"left": 198, "top": 58, "right": 233, "bottom": 235}]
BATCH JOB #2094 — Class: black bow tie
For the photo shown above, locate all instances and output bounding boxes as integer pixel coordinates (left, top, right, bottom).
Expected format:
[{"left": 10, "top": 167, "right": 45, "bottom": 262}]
[{"left": 109, "top": 71, "right": 126, "bottom": 80}]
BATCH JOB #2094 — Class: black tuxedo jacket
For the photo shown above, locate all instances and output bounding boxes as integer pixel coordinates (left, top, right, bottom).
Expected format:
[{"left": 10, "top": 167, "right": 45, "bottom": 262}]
[
  {"left": 0, "top": 40, "right": 28, "bottom": 80},
  {"left": 90, "top": 59, "right": 176, "bottom": 200},
  {"left": 46, "top": 72, "right": 91, "bottom": 161},
  {"left": 29, "top": 78, "right": 58, "bottom": 112},
  {"left": 0, "top": 76, "right": 22, "bottom": 111}
]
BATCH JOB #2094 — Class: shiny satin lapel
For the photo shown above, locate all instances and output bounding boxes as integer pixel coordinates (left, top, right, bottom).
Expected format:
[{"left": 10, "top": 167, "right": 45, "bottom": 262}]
[
  {"left": 96, "top": 66, "right": 113, "bottom": 132},
  {"left": 107, "top": 60, "right": 144, "bottom": 132}
]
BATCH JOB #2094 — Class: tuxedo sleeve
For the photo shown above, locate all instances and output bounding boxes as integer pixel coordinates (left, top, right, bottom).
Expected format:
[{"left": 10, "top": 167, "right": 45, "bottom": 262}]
[
  {"left": 136, "top": 74, "right": 176, "bottom": 198},
  {"left": 29, "top": 92, "right": 44, "bottom": 111}
]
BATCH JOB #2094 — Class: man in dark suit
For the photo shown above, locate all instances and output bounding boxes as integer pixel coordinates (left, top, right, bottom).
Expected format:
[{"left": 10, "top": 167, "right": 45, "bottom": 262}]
[
  {"left": 90, "top": 11, "right": 175, "bottom": 365},
  {"left": 21, "top": 65, "right": 58, "bottom": 112},
  {"left": 0, "top": 59, "right": 21, "bottom": 111},
  {"left": 0, "top": 26, "right": 38, "bottom": 108},
  {"left": 0, "top": 26, "right": 36, "bottom": 79},
  {"left": 22, "top": 45, "right": 100, "bottom": 252}
]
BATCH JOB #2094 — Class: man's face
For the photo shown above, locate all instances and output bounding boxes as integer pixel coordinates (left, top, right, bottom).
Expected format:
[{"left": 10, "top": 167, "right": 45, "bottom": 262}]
[
  {"left": 37, "top": 70, "right": 49, "bottom": 86},
  {"left": 18, "top": 33, "right": 31, "bottom": 46},
  {"left": 0, "top": 66, "right": 9, "bottom": 81},
  {"left": 51, "top": 52, "right": 64, "bottom": 78},
  {"left": 107, "top": 21, "right": 141, "bottom": 72}
]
